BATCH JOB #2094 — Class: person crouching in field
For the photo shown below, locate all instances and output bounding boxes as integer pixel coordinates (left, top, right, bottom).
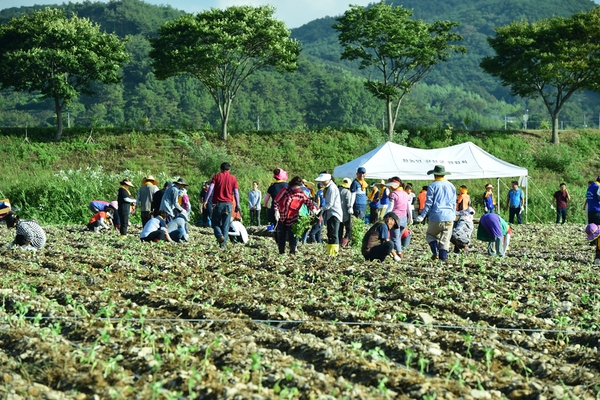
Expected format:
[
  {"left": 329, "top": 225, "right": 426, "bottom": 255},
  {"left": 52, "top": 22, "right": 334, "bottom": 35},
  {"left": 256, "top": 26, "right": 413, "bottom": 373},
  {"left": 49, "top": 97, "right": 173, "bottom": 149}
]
[
  {"left": 140, "top": 210, "right": 173, "bottom": 243},
  {"left": 361, "top": 212, "right": 402, "bottom": 262},
  {"left": 477, "top": 213, "right": 511, "bottom": 257},
  {"left": 5, "top": 211, "right": 46, "bottom": 251},
  {"left": 585, "top": 223, "right": 600, "bottom": 265},
  {"left": 451, "top": 207, "right": 475, "bottom": 254},
  {"left": 87, "top": 207, "right": 114, "bottom": 232}
]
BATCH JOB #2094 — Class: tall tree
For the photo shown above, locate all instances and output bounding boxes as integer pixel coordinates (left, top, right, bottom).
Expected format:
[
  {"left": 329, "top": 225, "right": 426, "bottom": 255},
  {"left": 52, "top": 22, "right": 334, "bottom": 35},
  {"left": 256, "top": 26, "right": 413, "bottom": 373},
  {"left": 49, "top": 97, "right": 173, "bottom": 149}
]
[
  {"left": 480, "top": 7, "right": 600, "bottom": 144},
  {"left": 333, "top": 1, "right": 465, "bottom": 139},
  {"left": 149, "top": 5, "right": 300, "bottom": 140},
  {"left": 0, "top": 7, "right": 129, "bottom": 141}
]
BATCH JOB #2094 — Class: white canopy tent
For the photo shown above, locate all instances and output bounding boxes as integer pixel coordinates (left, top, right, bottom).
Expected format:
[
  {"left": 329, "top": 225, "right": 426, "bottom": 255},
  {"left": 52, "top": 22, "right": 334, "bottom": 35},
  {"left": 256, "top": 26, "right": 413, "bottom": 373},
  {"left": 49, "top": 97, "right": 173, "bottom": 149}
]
[{"left": 333, "top": 141, "right": 529, "bottom": 218}]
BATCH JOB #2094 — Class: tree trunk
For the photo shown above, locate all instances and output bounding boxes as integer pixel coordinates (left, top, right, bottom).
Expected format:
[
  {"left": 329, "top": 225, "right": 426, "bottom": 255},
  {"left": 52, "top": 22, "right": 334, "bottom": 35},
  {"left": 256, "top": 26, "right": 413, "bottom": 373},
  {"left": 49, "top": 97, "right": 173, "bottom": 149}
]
[
  {"left": 220, "top": 98, "right": 232, "bottom": 141},
  {"left": 386, "top": 100, "right": 394, "bottom": 140},
  {"left": 551, "top": 114, "right": 559, "bottom": 144},
  {"left": 54, "top": 97, "right": 63, "bottom": 142}
]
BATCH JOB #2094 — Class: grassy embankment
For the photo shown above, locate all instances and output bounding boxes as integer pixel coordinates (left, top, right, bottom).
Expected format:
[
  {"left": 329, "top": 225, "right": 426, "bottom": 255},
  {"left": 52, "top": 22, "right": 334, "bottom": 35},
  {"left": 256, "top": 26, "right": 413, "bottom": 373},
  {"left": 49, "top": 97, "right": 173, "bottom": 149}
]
[{"left": 0, "top": 126, "right": 598, "bottom": 225}]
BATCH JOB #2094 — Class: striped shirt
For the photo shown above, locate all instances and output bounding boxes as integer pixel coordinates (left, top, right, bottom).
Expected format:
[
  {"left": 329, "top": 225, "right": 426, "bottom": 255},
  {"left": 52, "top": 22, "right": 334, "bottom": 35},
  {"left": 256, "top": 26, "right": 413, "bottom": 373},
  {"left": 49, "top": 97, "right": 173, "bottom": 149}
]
[{"left": 16, "top": 220, "right": 46, "bottom": 249}]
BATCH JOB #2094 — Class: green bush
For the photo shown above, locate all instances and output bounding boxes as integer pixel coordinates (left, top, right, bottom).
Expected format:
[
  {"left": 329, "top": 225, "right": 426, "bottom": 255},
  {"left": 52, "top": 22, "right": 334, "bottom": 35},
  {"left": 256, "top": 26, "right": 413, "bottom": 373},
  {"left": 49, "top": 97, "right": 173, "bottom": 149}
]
[{"left": 532, "top": 144, "right": 573, "bottom": 173}]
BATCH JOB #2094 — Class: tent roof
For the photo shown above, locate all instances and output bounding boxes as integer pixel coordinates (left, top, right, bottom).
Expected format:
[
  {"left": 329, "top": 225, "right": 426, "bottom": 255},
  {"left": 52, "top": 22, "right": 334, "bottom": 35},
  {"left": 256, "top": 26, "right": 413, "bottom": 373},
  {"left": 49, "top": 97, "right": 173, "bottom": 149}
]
[{"left": 333, "top": 141, "right": 528, "bottom": 180}]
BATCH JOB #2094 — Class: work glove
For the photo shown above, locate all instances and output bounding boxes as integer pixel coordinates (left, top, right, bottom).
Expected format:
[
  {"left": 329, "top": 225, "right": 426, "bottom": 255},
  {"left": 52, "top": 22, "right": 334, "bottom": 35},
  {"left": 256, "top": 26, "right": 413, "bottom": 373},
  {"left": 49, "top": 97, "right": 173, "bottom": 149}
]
[
  {"left": 235, "top": 205, "right": 240, "bottom": 213},
  {"left": 274, "top": 211, "right": 280, "bottom": 221},
  {"left": 550, "top": 205, "right": 555, "bottom": 210},
  {"left": 348, "top": 208, "right": 353, "bottom": 215},
  {"left": 414, "top": 215, "right": 424, "bottom": 223}
]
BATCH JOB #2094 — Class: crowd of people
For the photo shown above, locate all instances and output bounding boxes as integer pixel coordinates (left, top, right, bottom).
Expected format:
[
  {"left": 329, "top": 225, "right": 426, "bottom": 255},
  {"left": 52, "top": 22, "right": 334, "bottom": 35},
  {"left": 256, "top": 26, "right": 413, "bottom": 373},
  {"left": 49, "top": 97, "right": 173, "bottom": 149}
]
[{"left": 2, "top": 162, "right": 600, "bottom": 265}]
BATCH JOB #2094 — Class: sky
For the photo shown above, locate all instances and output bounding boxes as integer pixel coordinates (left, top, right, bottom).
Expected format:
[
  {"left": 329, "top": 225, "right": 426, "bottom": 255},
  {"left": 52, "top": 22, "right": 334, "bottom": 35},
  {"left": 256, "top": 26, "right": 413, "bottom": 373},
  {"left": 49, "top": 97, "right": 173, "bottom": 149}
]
[{"left": 0, "top": 0, "right": 375, "bottom": 29}]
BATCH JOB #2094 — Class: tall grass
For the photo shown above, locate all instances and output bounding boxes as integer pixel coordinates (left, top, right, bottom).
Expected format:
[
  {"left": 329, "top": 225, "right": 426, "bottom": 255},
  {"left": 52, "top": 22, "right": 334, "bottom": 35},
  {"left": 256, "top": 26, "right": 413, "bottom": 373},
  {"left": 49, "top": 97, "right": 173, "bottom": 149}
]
[{"left": 1, "top": 126, "right": 599, "bottom": 225}]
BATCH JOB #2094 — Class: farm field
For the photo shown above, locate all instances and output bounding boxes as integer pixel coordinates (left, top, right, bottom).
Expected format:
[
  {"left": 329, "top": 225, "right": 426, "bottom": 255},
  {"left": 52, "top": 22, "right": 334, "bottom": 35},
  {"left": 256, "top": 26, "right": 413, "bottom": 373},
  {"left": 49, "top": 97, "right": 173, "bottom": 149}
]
[{"left": 0, "top": 222, "right": 599, "bottom": 399}]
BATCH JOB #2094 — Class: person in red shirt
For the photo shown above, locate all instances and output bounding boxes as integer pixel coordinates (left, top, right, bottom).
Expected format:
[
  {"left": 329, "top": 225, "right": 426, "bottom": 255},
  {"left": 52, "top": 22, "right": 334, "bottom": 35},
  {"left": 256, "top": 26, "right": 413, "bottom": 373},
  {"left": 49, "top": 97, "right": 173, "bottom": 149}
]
[
  {"left": 87, "top": 208, "right": 114, "bottom": 232},
  {"left": 552, "top": 182, "right": 571, "bottom": 224},
  {"left": 273, "top": 176, "right": 317, "bottom": 255},
  {"left": 203, "top": 162, "right": 240, "bottom": 247}
]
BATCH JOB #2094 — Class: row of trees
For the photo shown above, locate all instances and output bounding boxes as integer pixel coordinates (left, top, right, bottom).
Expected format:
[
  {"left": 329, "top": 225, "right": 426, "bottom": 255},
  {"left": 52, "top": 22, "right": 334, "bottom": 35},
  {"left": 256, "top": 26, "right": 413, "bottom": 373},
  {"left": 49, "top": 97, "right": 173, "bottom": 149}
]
[{"left": 0, "top": 1, "right": 599, "bottom": 144}]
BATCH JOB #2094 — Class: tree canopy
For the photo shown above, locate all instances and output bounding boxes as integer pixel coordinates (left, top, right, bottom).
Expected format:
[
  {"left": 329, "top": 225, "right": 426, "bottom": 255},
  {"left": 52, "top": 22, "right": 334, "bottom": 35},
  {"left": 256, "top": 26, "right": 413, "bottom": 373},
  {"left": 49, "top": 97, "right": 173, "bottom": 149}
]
[
  {"left": 0, "top": 7, "right": 129, "bottom": 141},
  {"left": 149, "top": 5, "right": 300, "bottom": 140},
  {"left": 333, "top": 1, "right": 466, "bottom": 139},
  {"left": 480, "top": 7, "right": 600, "bottom": 144}
]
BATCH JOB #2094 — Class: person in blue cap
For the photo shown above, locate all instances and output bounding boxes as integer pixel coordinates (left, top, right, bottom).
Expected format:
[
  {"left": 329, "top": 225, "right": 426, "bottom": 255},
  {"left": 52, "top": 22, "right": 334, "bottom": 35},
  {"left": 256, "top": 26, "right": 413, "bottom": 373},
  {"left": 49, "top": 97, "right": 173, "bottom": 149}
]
[{"left": 350, "top": 167, "right": 368, "bottom": 221}]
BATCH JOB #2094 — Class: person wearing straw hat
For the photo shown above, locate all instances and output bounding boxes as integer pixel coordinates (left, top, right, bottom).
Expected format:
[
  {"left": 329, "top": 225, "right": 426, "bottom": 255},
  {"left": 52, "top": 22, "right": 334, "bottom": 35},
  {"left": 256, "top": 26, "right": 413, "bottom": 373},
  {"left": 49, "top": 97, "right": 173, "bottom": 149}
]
[
  {"left": 585, "top": 223, "right": 600, "bottom": 265},
  {"left": 315, "top": 172, "right": 343, "bottom": 256},
  {"left": 136, "top": 175, "right": 159, "bottom": 227},
  {"left": 117, "top": 178, "right": 136, "bottom": 237},
  {"left": 414, "top": 165, "right": 456, "bottom": 262}
]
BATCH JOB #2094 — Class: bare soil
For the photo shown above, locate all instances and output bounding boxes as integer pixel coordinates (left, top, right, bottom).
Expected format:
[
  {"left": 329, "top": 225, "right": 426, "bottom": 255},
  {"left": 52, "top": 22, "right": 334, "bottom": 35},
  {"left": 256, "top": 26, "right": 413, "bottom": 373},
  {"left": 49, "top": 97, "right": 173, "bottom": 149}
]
[{"left": 0, "top": 222, "right": 598, "bottom": 399}]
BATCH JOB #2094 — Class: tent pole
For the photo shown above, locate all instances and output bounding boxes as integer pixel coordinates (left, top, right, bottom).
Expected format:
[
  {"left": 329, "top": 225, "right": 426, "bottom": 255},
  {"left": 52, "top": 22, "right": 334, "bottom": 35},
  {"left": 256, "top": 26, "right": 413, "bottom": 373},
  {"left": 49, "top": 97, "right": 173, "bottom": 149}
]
[
  {"left": 525, "top": 177, "right": 528, "bottom": 224},
  {"left": 497, "top": 178, "right": 500, "bottom": 214}
]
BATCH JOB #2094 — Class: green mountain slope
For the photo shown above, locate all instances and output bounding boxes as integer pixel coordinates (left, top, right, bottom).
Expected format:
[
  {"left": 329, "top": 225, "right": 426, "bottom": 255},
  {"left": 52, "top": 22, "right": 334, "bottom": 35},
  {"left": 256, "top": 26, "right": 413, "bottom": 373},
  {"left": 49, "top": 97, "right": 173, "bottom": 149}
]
[{"left": 0, "top": 0, "right": 598, "bottom": 133}]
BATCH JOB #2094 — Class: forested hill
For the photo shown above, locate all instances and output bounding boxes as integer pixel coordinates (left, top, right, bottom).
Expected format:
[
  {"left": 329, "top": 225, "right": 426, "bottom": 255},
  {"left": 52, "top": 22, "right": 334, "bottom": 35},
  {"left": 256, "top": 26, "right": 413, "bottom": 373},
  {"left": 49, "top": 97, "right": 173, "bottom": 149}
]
[
  {"left": 0, "top": 0, "right": 598, "bottom": 134},
  {"left": 293, "top": 0, "right": 597, "bottom": 100}
]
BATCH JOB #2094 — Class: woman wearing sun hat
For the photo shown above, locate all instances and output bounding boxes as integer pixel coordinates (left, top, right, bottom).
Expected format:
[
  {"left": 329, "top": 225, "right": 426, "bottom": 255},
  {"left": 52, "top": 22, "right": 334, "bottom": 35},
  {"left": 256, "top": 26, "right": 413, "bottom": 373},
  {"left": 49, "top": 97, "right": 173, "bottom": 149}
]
[
  {"left": 585, "top": 223, "right": 600, "bottom": 265},
  {"left": 117, "top": 178, "right": 136, "bottom": 236},
  {"left": 483, "top": 183, "right": 496, "bottom": 214},
  {"left": 136, "top": 175, "right": 159, "bottom": 227}
]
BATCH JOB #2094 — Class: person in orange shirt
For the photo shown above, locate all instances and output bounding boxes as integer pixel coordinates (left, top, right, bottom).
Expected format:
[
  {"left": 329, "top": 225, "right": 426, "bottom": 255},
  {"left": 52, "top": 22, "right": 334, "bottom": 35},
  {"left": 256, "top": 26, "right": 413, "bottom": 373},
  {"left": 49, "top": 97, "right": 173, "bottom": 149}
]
[
  {"left": 417, "top": 186, "right": 428, "bottom": 224},
  {"left": 456, "top": 185, "right": 471, "bottom": 211}
]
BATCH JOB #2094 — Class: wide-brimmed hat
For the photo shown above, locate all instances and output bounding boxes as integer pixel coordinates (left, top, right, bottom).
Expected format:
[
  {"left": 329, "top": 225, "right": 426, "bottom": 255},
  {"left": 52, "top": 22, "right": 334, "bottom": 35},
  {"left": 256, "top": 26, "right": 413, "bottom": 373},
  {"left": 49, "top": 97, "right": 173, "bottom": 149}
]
[
  {"left": 340, "top": 178, "right": 351, "bottom": 189},
  {"left": 315, "top": 173, "right": 332, "bottom": 182},
  {"left": 175, "top": 178, "right": 189, "bottom": 187},
  {"left": 586, "top": 223, "right": 600, "bottom": 241},
  {"left": 143, "top": 175, "right": 159, "bottom": 185},
  {"left": 120, "top": 178, "right": 134, "bottom": 187},
  {"left": 383, "top": 212, "right": 400, "bottom": 228},
  {"left": 427, "top": 165, "right": 450, "bottom": 176},
  {"left": 302, "top": 179, "right": 315, "bottom": 189},
  {"left": 273, "top": 168, "right": 288, "bottom": 181}
]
